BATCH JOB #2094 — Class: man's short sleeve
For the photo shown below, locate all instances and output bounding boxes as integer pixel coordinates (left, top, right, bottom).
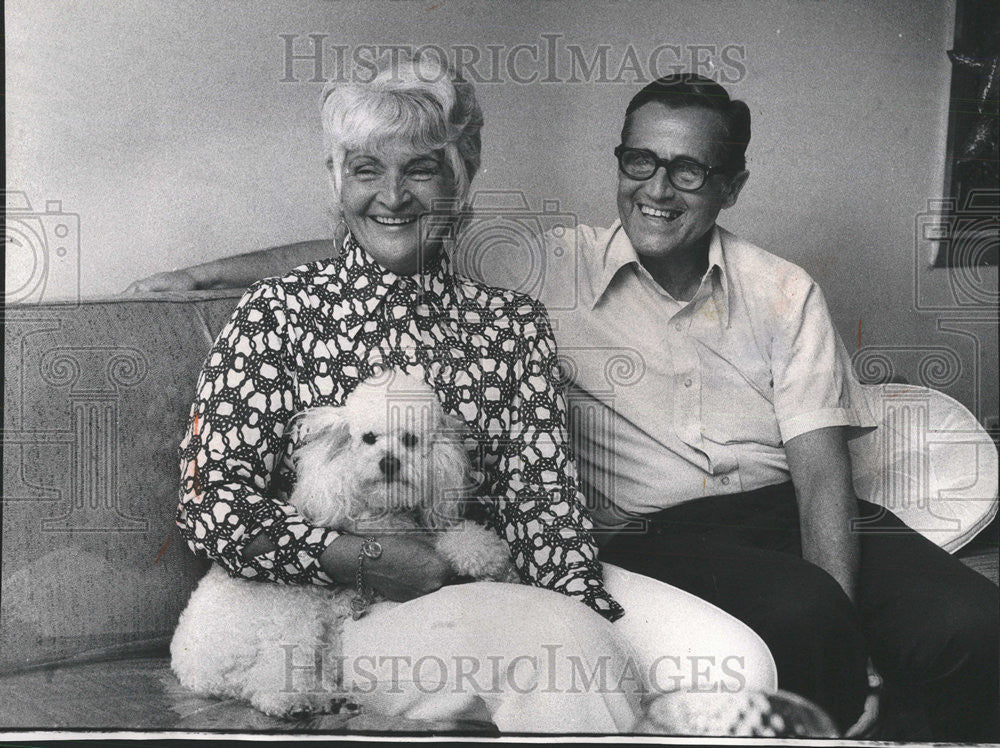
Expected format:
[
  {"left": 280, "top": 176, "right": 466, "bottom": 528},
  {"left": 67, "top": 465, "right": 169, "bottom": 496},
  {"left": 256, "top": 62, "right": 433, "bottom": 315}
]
[{"left": 771, "top": 276, "right": 877, "bottom": 443}]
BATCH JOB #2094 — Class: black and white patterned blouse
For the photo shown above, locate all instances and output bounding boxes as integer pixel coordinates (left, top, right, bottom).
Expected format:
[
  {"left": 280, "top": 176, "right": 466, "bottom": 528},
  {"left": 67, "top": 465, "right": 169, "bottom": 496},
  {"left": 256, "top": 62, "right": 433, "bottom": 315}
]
[{"left": 176, "top": 233, "right": 624, "bottom": 621}]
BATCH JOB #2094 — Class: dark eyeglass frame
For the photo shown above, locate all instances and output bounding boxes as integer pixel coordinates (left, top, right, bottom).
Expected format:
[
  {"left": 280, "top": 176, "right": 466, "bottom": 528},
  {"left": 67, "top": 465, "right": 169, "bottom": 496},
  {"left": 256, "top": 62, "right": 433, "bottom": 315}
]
[{"left": 614, "top": 145, "right": 727, "bottom": 192}]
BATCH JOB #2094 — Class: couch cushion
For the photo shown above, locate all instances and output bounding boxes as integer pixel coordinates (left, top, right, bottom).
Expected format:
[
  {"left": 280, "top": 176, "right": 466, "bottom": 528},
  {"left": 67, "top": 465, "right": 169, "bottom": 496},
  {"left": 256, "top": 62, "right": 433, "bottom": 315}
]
[{"left": 2, "top": 292, "right": 243, "bottom": 670}]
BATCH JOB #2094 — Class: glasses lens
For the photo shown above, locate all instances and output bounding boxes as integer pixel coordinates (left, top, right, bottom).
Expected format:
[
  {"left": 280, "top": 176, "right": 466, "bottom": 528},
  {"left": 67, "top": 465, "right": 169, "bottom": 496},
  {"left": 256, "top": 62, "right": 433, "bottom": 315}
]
[
  {"left": 668, "top": 160, "right": 707, "bottom": 191},
  {"left": 620, "top": 149, "right": 657, "bottom": 179}
]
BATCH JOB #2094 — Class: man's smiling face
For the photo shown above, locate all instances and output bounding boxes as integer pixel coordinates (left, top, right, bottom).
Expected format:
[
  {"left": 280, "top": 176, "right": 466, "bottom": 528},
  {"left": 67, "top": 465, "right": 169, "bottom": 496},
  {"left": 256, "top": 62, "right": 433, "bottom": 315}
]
[{"left": 617, "top": 101, "right": 747, "bottom": 262}]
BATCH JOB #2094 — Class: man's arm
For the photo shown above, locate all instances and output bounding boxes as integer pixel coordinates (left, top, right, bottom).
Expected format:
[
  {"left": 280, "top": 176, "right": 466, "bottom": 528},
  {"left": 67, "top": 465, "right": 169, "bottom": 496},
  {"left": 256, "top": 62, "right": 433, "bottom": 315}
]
[
  {"left": 784, "top": 425, "right": 860, "bottom": 602},
  {"left": 786, "top": 425, "right": 886, "bottom": 737},
  {"left": 123, "top": 239, "right": 339, "bottom": 293}
]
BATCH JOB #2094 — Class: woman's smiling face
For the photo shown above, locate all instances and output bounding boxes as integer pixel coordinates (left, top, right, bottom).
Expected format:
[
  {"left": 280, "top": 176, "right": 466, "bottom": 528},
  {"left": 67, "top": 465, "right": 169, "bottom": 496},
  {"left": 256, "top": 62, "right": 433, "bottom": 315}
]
[{"left": 339, "top": 140, "right": 457, "bottom": 275}]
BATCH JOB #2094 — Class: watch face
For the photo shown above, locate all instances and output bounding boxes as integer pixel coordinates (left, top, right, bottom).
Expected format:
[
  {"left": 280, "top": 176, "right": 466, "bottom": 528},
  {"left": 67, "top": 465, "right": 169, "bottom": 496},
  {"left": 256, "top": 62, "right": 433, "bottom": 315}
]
[{"left": 361, "top": 539, "right": 383, "bottom": 559}]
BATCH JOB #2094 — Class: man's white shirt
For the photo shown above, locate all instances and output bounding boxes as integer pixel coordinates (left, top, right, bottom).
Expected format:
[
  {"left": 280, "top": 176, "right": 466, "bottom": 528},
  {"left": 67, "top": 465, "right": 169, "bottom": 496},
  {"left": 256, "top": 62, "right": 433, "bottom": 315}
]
[{"left": 459, "top": 219, "right": 876, "bottom": 528}]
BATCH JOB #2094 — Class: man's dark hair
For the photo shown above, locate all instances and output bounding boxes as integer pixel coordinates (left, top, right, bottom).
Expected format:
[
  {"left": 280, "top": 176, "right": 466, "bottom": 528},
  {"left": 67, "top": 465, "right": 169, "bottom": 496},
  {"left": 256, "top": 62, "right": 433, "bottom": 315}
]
[{"left": 621, "top": 74, "right": 751, "bottom": 173}]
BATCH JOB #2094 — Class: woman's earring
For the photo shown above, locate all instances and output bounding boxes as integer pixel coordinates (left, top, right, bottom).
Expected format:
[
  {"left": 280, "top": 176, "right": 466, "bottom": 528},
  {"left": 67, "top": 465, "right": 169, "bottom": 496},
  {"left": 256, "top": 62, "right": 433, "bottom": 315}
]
[{"left": 336, "top": 216, "right": 349, "bottom": 246}]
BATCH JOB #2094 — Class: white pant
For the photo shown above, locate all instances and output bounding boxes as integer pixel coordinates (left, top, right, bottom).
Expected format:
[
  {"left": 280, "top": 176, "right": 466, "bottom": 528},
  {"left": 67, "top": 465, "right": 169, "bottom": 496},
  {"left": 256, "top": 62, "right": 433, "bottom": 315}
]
[{"left": 340, "top": 563, "right": 777, "bottom": 734}]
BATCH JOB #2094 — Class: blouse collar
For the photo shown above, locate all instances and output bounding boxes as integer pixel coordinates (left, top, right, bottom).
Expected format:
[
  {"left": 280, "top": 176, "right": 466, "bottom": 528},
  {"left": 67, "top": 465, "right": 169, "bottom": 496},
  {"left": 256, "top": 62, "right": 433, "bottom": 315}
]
[{"left": 340, "top": 230, "right": 455, "bottom": 303}]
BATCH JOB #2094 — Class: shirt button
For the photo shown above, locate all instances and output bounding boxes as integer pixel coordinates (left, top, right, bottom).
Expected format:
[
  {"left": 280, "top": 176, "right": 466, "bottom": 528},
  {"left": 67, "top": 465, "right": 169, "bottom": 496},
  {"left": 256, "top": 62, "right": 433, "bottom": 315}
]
[
  {"left": 721, "top": 476, "right": 731, "bottom": 486},
  {"left": 684, "top": 378, "right": 693, "bottom": 388},
  {"left": 674, "top": 322, "right": 683, "bottom": 332}
]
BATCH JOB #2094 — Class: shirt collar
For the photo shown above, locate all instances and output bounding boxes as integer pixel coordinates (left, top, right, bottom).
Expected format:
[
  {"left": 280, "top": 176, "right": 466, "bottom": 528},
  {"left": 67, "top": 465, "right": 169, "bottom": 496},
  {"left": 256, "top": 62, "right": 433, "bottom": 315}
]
[
  {"left": 588, "top": 220, "right": 636, "bottom": 307},
  {"left": 339, "top": 231, "right": 455, "bottom": 305},
  {"left": 705, "top": 226, "right": 731, "bottom": 327},
  {"left": 590, "top": 220, "right": 731, "bottom": 327}
]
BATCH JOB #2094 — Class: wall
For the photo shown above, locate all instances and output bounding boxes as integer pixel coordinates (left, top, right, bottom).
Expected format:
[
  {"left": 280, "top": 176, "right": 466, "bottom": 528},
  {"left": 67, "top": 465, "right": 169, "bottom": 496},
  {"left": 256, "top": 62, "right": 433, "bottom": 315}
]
[{"left": 6, "top": 0, "right": 996, "bottom": 422}]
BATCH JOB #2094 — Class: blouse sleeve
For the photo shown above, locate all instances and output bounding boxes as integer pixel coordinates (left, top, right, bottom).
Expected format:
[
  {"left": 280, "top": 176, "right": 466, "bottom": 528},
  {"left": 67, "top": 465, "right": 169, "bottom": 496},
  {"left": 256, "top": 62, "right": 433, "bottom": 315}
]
[
  {"left": 488, "top": 300, "right": 625, "bottom": 622},
  {"left": 175, "top": 281, "right": 340, "bottom": 585}
]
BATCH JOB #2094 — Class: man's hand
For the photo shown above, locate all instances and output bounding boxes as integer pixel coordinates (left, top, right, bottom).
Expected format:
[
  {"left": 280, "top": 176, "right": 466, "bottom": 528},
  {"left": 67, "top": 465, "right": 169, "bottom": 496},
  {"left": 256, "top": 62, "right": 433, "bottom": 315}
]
[
  {"left": 844, "top": 658, "right": 883, "bottom": 737},
  {"left": 123, "top": 269, "right": 201, "bottom": 294},
  {"left": 121, "top": 239, "right": 340, "bottom": 296},
  {"left": 320, "top": 532, "right": 454, "bottom": 601}
]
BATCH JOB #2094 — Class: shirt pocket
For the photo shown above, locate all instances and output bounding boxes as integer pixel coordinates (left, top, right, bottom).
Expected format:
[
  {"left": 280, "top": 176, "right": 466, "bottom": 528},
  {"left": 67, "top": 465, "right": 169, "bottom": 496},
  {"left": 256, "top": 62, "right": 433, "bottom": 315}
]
[{"left": 698, "top": 343, "right": 782, "bottom": 447}]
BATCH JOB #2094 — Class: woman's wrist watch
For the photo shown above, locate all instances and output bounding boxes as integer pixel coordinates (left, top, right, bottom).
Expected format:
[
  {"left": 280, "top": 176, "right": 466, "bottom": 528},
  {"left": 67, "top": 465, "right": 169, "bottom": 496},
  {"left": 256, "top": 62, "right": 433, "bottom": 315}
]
[{"left": 350, "top": 536, "right": 382, "bottom": 620}]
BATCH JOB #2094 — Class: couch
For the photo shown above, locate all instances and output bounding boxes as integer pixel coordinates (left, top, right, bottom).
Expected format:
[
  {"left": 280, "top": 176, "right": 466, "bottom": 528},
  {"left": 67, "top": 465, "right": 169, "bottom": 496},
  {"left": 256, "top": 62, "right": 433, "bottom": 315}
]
[
  {"left": 0, "top": 290, "right": 499, "bottom": 735},
  {"left": 2, "top": 291, "right": 996, "bottom": 736}
]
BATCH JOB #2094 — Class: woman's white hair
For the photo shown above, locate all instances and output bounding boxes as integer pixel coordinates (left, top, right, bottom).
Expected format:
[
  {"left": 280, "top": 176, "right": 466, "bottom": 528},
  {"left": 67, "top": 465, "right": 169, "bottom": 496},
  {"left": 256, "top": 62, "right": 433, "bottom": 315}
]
[{"left": 320, "top": 51, "right": 483, "bottom": 211}]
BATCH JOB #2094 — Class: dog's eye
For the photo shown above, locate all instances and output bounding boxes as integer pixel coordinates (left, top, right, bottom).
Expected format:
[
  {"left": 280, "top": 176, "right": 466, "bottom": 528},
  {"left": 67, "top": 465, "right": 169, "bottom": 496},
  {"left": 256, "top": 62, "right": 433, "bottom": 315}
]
[
  {"left": 361, "top": 432, "right": 377, "bottom": 445},
  {"left": 401, "top": 431, "right": 419, "bottom": 449}
]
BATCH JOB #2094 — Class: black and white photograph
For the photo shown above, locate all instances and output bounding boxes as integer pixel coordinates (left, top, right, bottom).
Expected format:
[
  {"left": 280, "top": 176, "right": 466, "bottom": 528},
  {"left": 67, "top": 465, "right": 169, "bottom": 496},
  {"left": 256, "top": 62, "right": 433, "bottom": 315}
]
[{"left": 3, "top": 0, "right": 998, "bottom": 742}]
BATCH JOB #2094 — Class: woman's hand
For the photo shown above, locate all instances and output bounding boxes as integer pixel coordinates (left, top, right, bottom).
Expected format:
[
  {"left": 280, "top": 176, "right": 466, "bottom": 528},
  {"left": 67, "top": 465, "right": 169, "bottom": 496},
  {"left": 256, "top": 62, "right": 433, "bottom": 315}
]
[
  {"left": 320, "top": 532, "right": 454, "bottom": 602},
  {"left": 122, "top": 269, "right": 201, "bottom": 294}
]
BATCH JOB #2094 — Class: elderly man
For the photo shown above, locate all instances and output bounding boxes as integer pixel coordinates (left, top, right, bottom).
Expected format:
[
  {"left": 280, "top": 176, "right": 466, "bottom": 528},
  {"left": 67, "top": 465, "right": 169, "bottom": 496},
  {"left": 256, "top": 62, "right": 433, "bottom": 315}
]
[
  {"left": 530, "top": 76, "right": 998, "bottom": 741},
  {"left": 129, "top": 74, "right": 998, "bottom": 741}
]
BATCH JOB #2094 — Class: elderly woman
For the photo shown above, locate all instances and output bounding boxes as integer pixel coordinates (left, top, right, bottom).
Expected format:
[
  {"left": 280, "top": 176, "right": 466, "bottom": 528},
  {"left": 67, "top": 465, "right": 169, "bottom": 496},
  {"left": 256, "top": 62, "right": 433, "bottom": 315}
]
[{"left": 173, "top": 53, "right": 775, "bottom": 733}]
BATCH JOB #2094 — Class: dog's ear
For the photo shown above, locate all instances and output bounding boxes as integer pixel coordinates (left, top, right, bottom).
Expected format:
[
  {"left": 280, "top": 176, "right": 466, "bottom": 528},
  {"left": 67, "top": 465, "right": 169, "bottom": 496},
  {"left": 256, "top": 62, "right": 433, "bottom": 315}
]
[
  {"left": 431, "top": 410, "right": 469, "bottom": 480},
  {"left": 435, "top": 408, "right": 468, "bottom": 439},
  {"left": 426, "top": 412, "right": 472, "bottom": 528},
  {"left": 294, "top": 408, "right": 351, "bottom": 461},
  {"left": 318, "top": 421, "right": 352, "bottom": 461},
  {"left": 432, "top": 432, "right": 470, "bottom": 489},
  {"left": 289, "top": 413, "right": 355, "bottom": 530}
]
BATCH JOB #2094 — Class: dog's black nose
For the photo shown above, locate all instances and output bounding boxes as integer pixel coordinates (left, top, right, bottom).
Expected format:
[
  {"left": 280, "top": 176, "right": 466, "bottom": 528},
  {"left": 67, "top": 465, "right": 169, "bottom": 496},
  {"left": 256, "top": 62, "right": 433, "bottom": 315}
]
[{"left": 379, "top": 455, "right": 401, "bottom": 480}]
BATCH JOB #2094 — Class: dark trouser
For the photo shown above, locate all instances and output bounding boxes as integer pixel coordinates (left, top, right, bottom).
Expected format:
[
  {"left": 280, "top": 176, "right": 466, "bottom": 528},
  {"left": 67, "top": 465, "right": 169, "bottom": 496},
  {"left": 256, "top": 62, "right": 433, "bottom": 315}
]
[{"left": 600, "top": 482, "right": 999, "bottom": 741}]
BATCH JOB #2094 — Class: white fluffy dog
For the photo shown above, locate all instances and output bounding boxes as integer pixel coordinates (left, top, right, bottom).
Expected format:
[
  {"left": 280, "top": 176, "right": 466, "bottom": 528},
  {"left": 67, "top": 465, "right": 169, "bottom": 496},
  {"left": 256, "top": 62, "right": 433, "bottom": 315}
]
[{"left": 171, "top": 372, "right": 515, "bottom": 718}]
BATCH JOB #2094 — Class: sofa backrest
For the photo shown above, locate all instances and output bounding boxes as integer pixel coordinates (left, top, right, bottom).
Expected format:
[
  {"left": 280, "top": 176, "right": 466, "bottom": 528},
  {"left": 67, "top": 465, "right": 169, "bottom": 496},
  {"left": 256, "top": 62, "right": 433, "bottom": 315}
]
[{"left": 2, "top": 290, "right": 244, "bottom": 671}]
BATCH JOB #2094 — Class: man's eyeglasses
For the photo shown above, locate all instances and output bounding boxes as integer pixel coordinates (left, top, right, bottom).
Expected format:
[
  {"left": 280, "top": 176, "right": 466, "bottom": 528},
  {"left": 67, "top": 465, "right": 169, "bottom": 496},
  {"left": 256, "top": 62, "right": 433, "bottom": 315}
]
[{"left": 614, "top": 145, "right": 725, "bottom": 192}]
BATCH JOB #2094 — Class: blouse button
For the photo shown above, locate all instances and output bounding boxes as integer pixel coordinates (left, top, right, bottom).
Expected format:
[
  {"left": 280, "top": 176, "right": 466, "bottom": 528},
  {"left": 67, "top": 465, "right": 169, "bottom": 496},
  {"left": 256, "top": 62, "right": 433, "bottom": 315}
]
[
  {"left": 721, "top": 476, "right": 731, "bottom": 486},
  {"left": 684, "top": 378, "right": 693, "bottom": 388},
  {"left": 674, "top": 322, "right": 683, "bottom": 332}
]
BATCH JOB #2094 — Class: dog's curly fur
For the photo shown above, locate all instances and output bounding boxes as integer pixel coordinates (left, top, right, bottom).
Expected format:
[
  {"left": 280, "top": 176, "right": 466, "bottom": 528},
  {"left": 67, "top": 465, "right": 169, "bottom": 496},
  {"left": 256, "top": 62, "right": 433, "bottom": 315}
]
[{"left": 171, "top": 372, "right": 516, "bottom": 718}]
